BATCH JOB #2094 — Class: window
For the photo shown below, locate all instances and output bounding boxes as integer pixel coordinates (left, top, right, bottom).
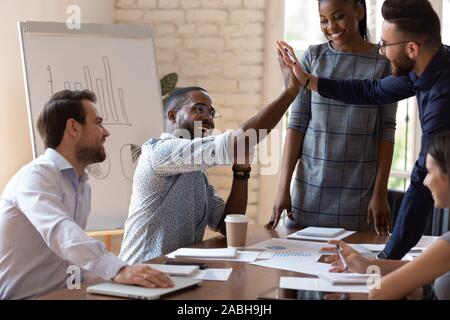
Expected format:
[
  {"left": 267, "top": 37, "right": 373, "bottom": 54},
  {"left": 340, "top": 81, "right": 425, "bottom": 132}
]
[
  {"left": 284, "top": 0, "right": 449, "bottom": 191},
  {"left": 443, "top": 0, "right": 450, "bottom": 44}
]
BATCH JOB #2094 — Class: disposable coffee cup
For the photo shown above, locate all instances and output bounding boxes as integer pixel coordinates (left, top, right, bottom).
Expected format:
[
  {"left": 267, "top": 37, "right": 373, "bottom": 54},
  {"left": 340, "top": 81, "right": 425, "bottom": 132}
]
[{"left": 224, "top": 214, "right": 249, "bottom": 249}]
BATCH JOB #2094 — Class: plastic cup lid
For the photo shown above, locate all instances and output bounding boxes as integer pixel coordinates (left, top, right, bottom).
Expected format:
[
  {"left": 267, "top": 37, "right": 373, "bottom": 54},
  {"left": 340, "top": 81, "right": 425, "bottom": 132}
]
[{"left": 224, "top": 214, "right": 249, "bottom": 223}]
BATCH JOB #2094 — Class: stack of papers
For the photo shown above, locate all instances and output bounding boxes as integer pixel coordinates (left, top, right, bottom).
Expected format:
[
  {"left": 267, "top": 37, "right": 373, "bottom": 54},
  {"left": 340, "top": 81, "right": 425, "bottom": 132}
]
[
  {"left": 280, "top": 277, "right": 370, "bottom": 293},
  {"left": 146, "top": 264, "right": 199, "bottom": 276},
  {"left": 172, "top": 248, "right": 237, "bottom": 259},
  {"left": 286, "top": 229, "right": 356, "bottom": 241},
  {"left": 147, "top": 263, "right": 234, "bottom": 282},
  {"left": 166, "top": 249, "right": 260, "bottom": 262},
  {"left": 318, "top": 272, "right": 373, "bottom": 285},
  {"left": 296, "top": 227, "right": 346, "bottom": 238}
]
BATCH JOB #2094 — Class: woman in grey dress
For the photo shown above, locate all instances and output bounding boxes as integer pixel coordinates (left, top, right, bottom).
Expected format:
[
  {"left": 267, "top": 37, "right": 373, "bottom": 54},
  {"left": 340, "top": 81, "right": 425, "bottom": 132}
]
[
  {"left": 324, "top": 131, "right": 450, "bottom": 300},
  {"left": 268, "top": 0, "right": 397, "bottom": 233}
]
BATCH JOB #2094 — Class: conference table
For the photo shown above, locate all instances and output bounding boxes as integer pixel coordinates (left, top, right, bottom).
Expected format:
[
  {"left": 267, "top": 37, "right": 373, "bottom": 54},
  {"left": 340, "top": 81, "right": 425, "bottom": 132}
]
[{"left": 36, "top": 225, "right": 433, "bottom": 300}]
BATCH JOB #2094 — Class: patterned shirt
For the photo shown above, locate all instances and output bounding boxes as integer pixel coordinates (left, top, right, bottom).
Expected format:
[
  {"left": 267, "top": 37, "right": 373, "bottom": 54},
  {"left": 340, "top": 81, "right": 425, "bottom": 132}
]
[
  {"left": 119, "top": 132, "right": 232, "bottom": 264},
  {"left": 287, "top": 42, "right": 397, "bottom": 231}
]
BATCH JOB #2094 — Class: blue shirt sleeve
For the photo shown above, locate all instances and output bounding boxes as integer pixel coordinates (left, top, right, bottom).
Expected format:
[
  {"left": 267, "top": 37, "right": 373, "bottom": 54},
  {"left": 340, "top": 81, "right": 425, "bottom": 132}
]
[
  {"left": 377, "top": 64, "right": 398, "bottom": 143},
  {"left": 318, "top": 75, "right": 416, "bottom": 106}
]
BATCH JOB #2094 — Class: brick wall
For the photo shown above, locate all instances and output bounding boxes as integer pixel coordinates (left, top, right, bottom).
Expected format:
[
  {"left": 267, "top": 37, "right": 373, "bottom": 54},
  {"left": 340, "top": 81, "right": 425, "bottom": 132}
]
[{"left": 114, "top": 0, "right": 268, "bottom": 223}]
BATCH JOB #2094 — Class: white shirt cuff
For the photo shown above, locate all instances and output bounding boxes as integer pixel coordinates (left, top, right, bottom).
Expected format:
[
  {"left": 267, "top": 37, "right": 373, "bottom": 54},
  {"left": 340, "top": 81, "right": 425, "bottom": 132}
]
[{"left": 93, "top": 253, "right": 128, "bottom": 280}]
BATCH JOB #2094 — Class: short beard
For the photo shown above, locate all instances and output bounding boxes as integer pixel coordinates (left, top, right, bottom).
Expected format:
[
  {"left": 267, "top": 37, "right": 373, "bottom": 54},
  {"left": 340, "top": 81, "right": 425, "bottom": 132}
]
[
  {"left": 391, "top": 53, "right": 415, "bottom": 76},
  {"left": 75, "top": 144, "right": 106, "bottom": 165}
]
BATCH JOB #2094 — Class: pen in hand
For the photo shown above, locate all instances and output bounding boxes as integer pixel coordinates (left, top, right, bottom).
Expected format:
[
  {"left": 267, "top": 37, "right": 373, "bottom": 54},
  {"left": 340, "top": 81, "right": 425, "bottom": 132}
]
[{"left": 335, "top": 244, "right": 348, "bottom": 272}]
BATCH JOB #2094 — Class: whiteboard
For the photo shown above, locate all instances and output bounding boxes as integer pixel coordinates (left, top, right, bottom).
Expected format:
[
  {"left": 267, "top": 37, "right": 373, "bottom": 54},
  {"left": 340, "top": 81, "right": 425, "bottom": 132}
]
[{"left": 19, "top": 21, "right": 164, "bottom": 231}]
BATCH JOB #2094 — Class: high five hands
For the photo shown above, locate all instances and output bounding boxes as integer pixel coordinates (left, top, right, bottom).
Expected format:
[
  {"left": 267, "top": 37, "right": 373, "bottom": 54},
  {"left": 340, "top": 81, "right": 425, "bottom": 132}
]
[{"left": 276, "top": 40, "right": 316, "bottom": 91}]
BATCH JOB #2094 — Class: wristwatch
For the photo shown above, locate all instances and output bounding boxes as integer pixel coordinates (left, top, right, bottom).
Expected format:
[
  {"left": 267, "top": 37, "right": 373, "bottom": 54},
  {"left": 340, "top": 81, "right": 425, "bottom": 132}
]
[{"left": 232, "top": 165, "right": 251, "bottom": 180}]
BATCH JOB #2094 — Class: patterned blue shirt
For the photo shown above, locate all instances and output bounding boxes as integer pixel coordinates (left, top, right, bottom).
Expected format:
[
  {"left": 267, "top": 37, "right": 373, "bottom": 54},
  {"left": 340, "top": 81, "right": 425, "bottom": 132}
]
[{"left": 120, "top": 132, "right": 232, "bottom": 263}]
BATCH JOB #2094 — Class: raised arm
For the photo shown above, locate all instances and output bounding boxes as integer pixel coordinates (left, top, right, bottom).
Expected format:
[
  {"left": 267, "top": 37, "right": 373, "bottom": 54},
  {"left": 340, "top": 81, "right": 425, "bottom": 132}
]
[
  {"left": 276, "top": 40, "right": 416, "bottom": 106},
  {"left": 233, "top": 46, "right": 301, "bottom": 145}
]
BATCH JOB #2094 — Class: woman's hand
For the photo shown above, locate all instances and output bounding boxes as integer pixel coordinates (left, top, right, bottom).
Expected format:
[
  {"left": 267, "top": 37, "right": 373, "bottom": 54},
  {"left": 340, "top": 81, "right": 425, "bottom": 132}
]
[
  {"left": 276, "top": 44, "right": 301, "bottom": 95},
  {"left": 265, "top": 190, "right": 294, "bottom": 230},
  {"left": 367, "top": 193, "right": 392, "bottom": 235},
  {"left": 320, "top": 240, "right": 371, "bottom": 274},
  {"left": 276, "top": 40, "right": 310, "bottom": 86}
]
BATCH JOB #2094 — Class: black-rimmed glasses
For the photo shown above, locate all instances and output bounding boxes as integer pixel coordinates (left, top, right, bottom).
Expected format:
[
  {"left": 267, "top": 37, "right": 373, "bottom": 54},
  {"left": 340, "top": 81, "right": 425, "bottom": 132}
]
[
  {"left": 191, "top": 103, "right": 221, "bottom": 119},
  {"left": 377, "top": 39, "right": 414, "bottom": 55}
]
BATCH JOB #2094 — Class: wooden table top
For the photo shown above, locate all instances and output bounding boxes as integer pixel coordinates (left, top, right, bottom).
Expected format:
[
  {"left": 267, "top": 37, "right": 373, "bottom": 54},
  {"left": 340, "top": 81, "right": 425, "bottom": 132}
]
[{"left": 36, "top": 226, "right": 431, "bottom": 300}]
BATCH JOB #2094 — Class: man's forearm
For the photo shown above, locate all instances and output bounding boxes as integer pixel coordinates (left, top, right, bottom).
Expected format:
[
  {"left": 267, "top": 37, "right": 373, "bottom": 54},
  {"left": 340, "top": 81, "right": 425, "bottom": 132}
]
[{"left": 239, "top": 88, "right": 298, "bottom": 142}]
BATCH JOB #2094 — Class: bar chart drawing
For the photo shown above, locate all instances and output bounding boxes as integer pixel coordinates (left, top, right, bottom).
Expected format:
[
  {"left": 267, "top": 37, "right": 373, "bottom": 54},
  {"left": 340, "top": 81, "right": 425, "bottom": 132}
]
[{"left": 46, "top": 56, "right": 131, "bottom": 126}]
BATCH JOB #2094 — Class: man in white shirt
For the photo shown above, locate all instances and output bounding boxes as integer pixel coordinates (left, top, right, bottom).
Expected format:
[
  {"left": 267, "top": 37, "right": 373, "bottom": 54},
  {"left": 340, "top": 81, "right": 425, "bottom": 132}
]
[{"left": 0, "top": 90, "right": 173, "bottom": 299}]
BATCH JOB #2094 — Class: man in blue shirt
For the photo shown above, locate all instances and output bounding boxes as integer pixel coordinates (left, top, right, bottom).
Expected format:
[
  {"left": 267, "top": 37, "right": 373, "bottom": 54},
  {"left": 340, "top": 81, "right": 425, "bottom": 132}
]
[{"left": 277, "top": 0, "right": 450, "bottom": 259}]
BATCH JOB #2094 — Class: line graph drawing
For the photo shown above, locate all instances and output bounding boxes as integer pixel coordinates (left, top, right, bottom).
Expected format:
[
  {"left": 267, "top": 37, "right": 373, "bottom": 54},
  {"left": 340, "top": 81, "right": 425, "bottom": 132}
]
[{"left": 46, "top": 56, "right": 131, "bottom": 126}]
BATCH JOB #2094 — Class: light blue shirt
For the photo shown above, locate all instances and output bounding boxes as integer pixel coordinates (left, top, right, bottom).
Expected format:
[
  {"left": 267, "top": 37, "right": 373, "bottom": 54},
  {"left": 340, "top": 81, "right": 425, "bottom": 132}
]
[
  {"left": 119, "top": 132, "right": 233, "bottom": 264},
  {"left": 0, "top": 149, "right": 127, "bottom": 299}
]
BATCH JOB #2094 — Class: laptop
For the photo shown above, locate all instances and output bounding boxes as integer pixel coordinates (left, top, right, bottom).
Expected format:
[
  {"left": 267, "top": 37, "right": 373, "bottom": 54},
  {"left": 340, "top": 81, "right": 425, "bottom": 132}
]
[{"left": 87, "top": 276, "right": 202, "bottom": 300}]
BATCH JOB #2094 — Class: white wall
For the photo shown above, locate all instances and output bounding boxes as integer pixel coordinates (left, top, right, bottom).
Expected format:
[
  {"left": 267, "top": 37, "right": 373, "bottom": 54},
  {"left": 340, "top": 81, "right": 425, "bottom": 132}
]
[{"left": 0, "top": 0, "right": 114, "bottom": 190}]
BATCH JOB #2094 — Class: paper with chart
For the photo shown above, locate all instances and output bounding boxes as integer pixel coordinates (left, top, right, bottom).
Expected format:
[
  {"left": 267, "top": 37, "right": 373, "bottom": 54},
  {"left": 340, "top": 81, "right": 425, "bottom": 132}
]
[
  {"left": 247, "top": 238, "right": 330, "bottom": 260},
  {"left": 280, "top": 277, "right": 370, "bottom": 293}
]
